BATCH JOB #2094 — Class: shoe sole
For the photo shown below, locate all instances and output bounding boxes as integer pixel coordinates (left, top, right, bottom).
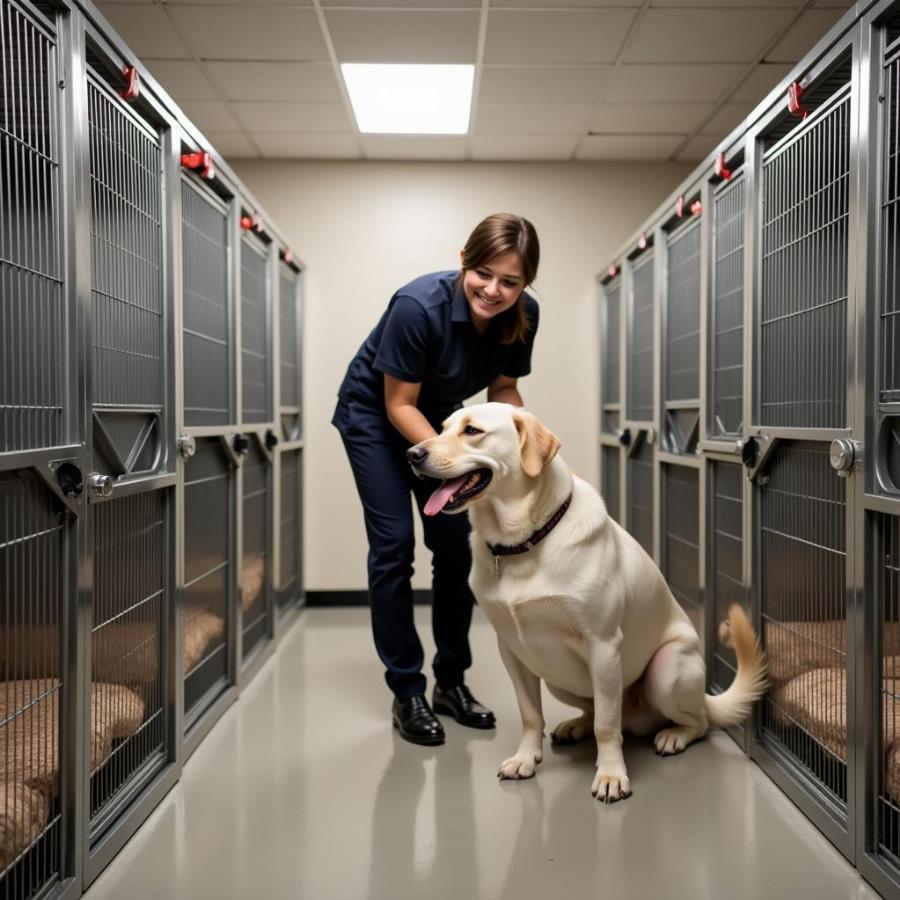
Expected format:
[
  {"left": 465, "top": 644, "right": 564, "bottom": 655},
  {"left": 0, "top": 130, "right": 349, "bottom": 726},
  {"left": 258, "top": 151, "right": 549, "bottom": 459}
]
[
  {"left": 392, "top": 719, "right": 445, "bottom": 746},
  {"left": 432, "top": 702, "right": 496, "bottom": 729}
]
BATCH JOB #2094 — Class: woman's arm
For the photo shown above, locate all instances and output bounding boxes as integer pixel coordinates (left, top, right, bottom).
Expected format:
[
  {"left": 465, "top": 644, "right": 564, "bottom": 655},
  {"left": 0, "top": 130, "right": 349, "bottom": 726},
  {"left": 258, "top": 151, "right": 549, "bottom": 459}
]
[
  {"left": 384, "top": 375, "right": 439, "bottom": 444},
  {"left": 487, "top": 375, "right": 524, "bottom": 408}
]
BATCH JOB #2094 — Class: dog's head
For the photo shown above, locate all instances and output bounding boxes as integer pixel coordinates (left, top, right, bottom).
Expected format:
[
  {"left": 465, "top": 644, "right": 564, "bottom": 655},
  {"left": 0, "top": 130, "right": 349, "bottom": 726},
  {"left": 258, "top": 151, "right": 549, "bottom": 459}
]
[{"left": 407, "top": 402, "right": 561, "bottom": 516}]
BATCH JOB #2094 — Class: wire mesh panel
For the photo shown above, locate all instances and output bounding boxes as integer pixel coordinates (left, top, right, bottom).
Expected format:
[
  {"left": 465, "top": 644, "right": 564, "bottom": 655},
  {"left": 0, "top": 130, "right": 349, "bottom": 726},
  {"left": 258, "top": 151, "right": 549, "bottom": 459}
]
[
  {"left": 626, "top": 439, "right": 653, "bottom": 558},
  {"left": 241, "top": 235, "right": 269, "bottom": 425},
  {"left": 183, "top": 439, "right": 231, "bottom": 721},
  {"left": 279, "top": 263, "right": 300, "bottom": 440},
  {"left": 0, "top": 0, "right": 65, "bottom": 455},
  {"left": 182, "top": 180, "right": 231, "bottom": 427},
  {"left": 665, "top": 221, "right": 701, "bottom": 404},
  {"left": 90, "top": 491, "right": 166, "bottom": 828},
  {"left": 88, "top": 72, "right": 164, "bottom": 477},
  {"left": 879, "top": 514, "right": 900, "bottom": 863},
  {"left": 278, "top": 448, "right": 302, "bottom": 615},
  {"left": 882, "top": 35, "right": 900, "bottom": 403},
  {"left": 759, "top": 443, "right": 847, "bottom": 806},
  {"left": 241, "top": 441, "right": 269, "bottom": 661},
  {"left": 0, "top": 470, "right": 65, "bottom": 898},
  {"left": 627, "top": 255, "right": 654, "bottom": 423},
  {"left": 601, "top": 445, "right": 621, "bottom": 524},
  {"left": 602, "top": 277, "right": 621, "bottom": 420},
  {"left": 709, "top": 462, "right": 744, "bottom": 693},
  {"left": 663, "top": 464, "right": 701, "bottom": 640},
  {"left": 711, "top": 175, "right": 745, "bottom": 437},
  {"left": 760, "top": 87, "right": 850, "bottom": 429}
]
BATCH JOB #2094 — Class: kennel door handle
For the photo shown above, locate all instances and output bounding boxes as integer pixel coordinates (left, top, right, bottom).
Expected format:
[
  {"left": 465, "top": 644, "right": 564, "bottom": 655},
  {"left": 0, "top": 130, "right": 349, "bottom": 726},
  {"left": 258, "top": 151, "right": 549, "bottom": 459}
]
[{"left": 830, "top": 439, "right": 861, "bottom": 476}]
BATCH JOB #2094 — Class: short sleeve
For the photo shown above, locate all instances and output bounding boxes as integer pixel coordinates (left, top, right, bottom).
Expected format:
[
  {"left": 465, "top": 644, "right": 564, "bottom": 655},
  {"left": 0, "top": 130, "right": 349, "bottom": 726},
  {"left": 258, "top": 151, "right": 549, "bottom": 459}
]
[
  {"left": 373, "top": 295, "right": 431, "bottom": 383},
  {"left": 502, "top": 298, "right": 539, "bottom": 378}
]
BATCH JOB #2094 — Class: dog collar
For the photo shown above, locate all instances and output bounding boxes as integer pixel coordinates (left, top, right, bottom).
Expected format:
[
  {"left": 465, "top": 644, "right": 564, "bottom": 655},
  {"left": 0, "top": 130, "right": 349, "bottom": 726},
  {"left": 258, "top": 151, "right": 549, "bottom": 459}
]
[{"left": 486, "top": 493, "right": 573, "bottom": 577}]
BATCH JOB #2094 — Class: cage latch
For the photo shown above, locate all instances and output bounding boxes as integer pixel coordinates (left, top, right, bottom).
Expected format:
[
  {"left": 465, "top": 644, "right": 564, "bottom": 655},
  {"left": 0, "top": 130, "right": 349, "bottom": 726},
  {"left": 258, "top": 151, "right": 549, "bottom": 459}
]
[
  {"left": 739, "top": 437, "right": 759, "bottom": 469},
  {"left": 55, "top": 462, "right": 84, "bottom": 498},
  {"left": 178, "top": 434, "right": 196, "bottom": 459},
  {"left": 120, "top": 66, "right": 140, "bottom": 101},
  {"left": 88, "top": 472, "right": 114, "bottom": 498},
  {"left": 714, "top": 152, "right": 732, "bottom": 180},
  {"left": 617, "top": 427, "right": 631, "bottom": 447},
  {"left": 233, "top": 434, "right": 251, "bottom": 456},
  {"left": 675, "top": 196, "right": 685, "bottom": 219},
  {"left": 241, "top": 213, "right": 263, "bottom": 233},
  {"left": 638, "top": 232, "right": 648, "bottom": 251},
  {"left": 281, "top": 248, "right": 294, "bottom": 264},
  {"left": 607, "top": 264, "right": 618, "bottom": 279},
  {"left": 264, "top": 430, "right": 279, "bottom": 452},
  {"left": 829, "top": 439, "right": 861, "bottom": 477},
  {"left": 787, "top": 81, "right": 808, "bottom": 119},
  {"left": 181, "top": 151, "right": 215, "bottom": 180}
]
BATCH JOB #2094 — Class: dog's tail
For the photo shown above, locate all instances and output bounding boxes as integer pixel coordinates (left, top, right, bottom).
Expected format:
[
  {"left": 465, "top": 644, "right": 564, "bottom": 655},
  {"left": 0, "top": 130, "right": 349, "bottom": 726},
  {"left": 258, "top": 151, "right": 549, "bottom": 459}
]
[{"left": 704, "top": 604, "right": 768, "bottom": 728}]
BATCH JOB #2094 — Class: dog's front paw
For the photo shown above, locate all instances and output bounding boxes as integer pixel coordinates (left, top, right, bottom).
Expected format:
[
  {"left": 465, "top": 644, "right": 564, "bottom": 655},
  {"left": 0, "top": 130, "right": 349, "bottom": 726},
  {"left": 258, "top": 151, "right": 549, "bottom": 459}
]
[
  {"left": 498, "top": 752, "right": 542, "bottom": 780},
  {"left": 591, "top": 770, "right": 631, "bottom": 803}
]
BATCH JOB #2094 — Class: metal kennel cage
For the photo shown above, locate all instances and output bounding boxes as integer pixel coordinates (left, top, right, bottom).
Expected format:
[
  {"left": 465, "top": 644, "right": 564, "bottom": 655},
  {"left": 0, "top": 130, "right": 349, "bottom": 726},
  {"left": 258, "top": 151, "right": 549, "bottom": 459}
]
[{"left": 598, "top": 272, "right": 624, "bottom": 524}]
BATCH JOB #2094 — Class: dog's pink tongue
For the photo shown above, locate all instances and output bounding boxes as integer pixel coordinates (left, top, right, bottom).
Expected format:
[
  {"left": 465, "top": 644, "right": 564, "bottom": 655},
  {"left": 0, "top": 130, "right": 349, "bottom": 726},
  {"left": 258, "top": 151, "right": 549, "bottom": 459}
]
[{"left": 424, "top": 475, "right": 469, "bottom": 516}]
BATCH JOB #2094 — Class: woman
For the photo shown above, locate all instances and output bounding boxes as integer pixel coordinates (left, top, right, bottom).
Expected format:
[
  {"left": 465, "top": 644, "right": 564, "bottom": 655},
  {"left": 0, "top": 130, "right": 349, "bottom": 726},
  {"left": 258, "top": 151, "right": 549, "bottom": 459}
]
[{"left": 332, "top": 213, "right": 541, "bottom": 745}]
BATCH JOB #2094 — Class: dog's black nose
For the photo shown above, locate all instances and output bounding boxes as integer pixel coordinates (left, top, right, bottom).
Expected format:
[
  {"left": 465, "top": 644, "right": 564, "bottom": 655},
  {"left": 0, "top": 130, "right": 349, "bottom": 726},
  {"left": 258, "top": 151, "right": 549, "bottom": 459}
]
[{"left": 406, "top": 446, "right": 428, "bottom": 464}]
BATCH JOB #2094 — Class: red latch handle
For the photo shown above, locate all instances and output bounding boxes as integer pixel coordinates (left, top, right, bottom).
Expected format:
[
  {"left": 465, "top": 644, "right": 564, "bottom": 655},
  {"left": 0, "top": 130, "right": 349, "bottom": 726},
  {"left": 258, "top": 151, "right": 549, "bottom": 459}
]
[
  {"left": 788, "top": 81, "right": 808, "bottom": 119},
  {"left": 675, "top": 196, "right": 685, "bottom": 219},
  {"left": 241, "top": 213, "right": 263, "bottom": 233},
  {"left": 691, "top": 200, "right": 702, "bottom": 216},
  {"left": 638, "top": 232, "right": 648, "bottom": 251},
  {"left": 607, "top": 264, "right": 618, "bottom": 278},
  {"left": 181, "top": 151, "right": 215, "bottom": 179},
  {"left": 121, "top": 66, "right": 140, "bottom": 101},
  {"left": 281, "top": 249, "right": 294, "bottom": 264},
  {"left": 714, "top": 152, "right": 732, "bottom": 180}
]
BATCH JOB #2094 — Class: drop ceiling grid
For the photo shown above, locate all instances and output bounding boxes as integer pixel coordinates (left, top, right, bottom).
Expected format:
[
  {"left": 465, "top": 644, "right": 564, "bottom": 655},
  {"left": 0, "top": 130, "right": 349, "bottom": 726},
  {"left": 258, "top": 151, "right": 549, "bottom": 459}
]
[{"left": 95, "top": 0, "right": 854, "bottom": 160}]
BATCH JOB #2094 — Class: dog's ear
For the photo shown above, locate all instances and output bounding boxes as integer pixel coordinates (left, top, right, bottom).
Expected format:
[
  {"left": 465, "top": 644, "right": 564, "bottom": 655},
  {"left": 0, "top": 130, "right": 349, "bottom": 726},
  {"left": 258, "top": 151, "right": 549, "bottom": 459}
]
[{"left": 513, "top": 411, "right": 561, "bottom": 478}]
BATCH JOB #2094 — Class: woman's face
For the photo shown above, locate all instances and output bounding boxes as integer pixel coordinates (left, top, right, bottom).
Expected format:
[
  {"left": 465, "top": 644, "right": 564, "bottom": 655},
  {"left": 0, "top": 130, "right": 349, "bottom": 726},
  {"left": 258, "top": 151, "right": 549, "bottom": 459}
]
[{"left": 460, "top": 251, "right": 526, "bottom": 330}]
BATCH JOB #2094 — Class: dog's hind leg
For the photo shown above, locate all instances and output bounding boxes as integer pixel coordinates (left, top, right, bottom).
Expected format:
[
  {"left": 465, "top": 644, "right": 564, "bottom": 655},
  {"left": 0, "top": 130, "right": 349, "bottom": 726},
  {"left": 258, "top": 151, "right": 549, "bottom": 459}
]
[
  {"left": 642, "top": 638, "right": 709, "bottom": 756},
  {"left": 545, "top": 683, "right": 593, "bottom": 745}
]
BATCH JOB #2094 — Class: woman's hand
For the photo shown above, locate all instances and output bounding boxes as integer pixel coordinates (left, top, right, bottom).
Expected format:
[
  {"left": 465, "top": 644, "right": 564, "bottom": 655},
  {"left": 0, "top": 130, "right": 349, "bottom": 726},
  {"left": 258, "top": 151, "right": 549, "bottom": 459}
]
[{"left": 384, "top": 375, "right": 438, "bottom": 444}]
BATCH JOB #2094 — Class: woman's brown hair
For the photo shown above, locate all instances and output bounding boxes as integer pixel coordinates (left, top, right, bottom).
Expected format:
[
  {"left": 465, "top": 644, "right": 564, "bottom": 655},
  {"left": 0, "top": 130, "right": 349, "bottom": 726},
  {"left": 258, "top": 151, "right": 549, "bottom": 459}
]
[{"left": 458, "top": 213, "right": 540, "bottom": 344}]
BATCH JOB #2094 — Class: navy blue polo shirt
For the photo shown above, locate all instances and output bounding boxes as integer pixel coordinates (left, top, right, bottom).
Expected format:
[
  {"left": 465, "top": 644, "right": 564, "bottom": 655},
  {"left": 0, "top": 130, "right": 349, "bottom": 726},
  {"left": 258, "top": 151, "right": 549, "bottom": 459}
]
[{"left": 334, "top": 270, "right": 539, "bottom": 427}]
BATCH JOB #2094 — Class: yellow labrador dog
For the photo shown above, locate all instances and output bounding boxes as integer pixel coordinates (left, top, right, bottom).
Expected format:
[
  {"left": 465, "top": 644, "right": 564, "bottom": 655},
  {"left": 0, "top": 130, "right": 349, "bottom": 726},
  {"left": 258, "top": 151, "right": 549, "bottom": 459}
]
[{"left": 407, "top": 402, "right": 766, "bottom": 802}]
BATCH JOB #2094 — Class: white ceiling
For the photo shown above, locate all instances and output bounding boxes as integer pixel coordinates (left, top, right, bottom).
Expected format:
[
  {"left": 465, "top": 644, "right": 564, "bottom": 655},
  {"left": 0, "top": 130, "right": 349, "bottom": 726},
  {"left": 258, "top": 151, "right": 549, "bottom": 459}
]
[{"left": 94, "top": 0, "right": 854, "bottom": 161}]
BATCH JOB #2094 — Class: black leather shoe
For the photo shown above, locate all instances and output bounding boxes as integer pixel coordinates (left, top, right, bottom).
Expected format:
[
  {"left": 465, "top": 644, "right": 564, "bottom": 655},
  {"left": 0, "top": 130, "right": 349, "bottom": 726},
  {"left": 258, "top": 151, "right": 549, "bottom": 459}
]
[
  {"left": 432, "top": 684, "right": 496, "bottom": 729},
  {"left": 392, "top": 695, "right": 446, "bottom": 746}
]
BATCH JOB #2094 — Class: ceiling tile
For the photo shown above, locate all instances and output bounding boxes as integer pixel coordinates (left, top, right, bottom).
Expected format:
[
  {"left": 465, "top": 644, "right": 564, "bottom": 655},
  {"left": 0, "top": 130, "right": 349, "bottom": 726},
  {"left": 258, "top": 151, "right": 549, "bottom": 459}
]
[
  {"left": 607, "top": 64, "right": 744, "bottom": 104},
  {"left": 473, "top": 103, "right": 593, "bottom": 135},
  {"left": 323, "top": 0, "right": 477, "bottom": 6},
  {"left": 326, "top": 10, "right": 480, "bottom": 63},
  {"left": 255, "top": 132, "right": 360, "bottom": 158},
  {"left": 811, "top": 0, "right": 854, "bottom": 7},
  {"left": 143, "top": 59, "right": 219, "bottom": 101},
  {"left": 169, "top": 7, "right": 329, "bottom": 61},
  {"left": 591, "top": 103, "right": 714, "bottom": 134},
  {"left": 483, "top": 10, "right": 637, "bottom": 65},
  {"left": 576, "top": 133, "right": 684, "bottom": 160},
  {"left": 232, "top": 101, "right": 353, "bottom": 133},
  {"left": 180, "top": 100, "right": 243, "bottom": 132},
  {"left": 675, "top": 134, "right": 719, "bottom": 162},
  {"left": 765, "top": 8, "right": 848, "bottom": 63},
  {"left": 491, "top": 0, "right": 642, "bottom": 7},
  {"left": 649, "top": 0, "right": 802, "bottom": 6},
  {"left": 470, "top": 135, "right": 577, "bottom": 159},
  {"left": 361, "top": 136, "right": 467, "bottom": 159},
  {"left": 205, "top": 62, "right": 342, "bottom": 102},
  {"left": 624, "top": 9, "right": 793, "bottom": 64},
  {"left": 94, "top": 4, "right": 191, "bottom": 59},
  {"left": 205, "top": 131, "right": 260, "bottom": 158},
  {"left": 729, "top": 62, "right": 793, "bottom": 104},
  {"left": 478, "top": 66, "right": 611, "bottom": 104},
  {"left": 698, "top": 102, "right": 755, "bottom": 136}
]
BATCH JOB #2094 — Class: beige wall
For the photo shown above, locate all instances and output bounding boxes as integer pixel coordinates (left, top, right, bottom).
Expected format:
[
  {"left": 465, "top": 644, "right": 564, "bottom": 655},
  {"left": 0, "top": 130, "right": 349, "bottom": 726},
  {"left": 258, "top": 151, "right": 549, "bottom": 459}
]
[{"left": 231, "top": 160, "right": 693, "bottom": 591}]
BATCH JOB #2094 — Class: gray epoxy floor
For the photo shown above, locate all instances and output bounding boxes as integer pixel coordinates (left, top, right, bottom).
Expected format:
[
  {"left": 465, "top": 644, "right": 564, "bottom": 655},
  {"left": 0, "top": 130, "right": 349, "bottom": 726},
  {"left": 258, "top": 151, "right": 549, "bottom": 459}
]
[{"left": 84, "top": 607, "right": 879, "bottom": 900}]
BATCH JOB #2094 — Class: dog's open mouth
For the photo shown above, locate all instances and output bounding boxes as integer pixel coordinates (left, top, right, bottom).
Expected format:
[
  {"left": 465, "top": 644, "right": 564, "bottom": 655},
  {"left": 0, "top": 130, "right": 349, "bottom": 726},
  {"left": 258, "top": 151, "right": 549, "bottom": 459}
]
[{"left": 424, "top": 468, "right": 492, "bottom": 516}]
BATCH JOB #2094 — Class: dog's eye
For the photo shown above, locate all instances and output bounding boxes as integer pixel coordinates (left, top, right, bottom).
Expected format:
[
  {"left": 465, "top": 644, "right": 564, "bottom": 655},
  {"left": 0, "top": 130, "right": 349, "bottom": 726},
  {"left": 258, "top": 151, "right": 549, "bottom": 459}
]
[{"left": 463, "top": 425, "right": 483, "bottom": 436}]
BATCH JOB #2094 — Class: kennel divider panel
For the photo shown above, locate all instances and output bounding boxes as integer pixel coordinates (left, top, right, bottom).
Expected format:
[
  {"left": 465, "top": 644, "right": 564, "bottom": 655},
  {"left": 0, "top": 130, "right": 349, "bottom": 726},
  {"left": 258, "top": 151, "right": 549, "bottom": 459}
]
[
  {"left": 627, "top": 253, "right": 655, "bottom": 425},
  {"left": 182, "top": 438, "right": 233, "bottom": 727},
  {"left": 1, "top": 0, "right": 67, "bottom": 457},
  {"left": 758, "top": 81, "right": 851, "bottom": 431},
  {"left": 664, "top": 220, "right": 701, "bottom": 407},
  {"left": 626, "top": 437, "right": 654, "bottom": 559},
  {"left": 710, "top": 173, "right": 746, "bottom": 439},
  {"left": 881, "top": 25, "right": 900, "bottom": 405},
  {"left": 756, "top": 442, "right": 849, "bottom": 812},
  {"left": 181, "top": 178, "right": 232, "bottom": 429},
  {"left": 88, "top": 488, "right": 169, "bottom": 839},
  {"left": 86, "top": 68, "right": 165, "bottom": 480},
  {"left": 277, "top": 447, "right": 302, "bottom": 615},
  {"left": 240, "top": 234, "right": 270, "bottom": 426},
  {"left": 662, "top": 462, "right": 702, "bottom": 641},
  {"left": 0, "top": 470, "right": 68, "bottom": 898},
  {"left": 601, "top": 443, "right": 622, "bottom": 524},
  {"left": 241, "top": 441, "right": 270, "bottom": 662}
]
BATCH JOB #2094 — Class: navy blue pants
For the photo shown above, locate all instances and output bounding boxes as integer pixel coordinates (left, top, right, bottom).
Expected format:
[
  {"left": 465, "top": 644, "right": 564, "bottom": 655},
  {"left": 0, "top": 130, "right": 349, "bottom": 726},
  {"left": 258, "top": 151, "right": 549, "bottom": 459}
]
[{"left": 333, "top": 399, "right": 475, "bottom": 698}]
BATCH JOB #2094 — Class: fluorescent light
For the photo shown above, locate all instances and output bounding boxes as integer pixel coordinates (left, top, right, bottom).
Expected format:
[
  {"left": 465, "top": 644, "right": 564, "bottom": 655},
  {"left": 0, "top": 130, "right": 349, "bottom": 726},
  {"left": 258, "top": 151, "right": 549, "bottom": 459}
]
[{"left": 341, "top": 64, "right": 474, "bottom": 135}]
